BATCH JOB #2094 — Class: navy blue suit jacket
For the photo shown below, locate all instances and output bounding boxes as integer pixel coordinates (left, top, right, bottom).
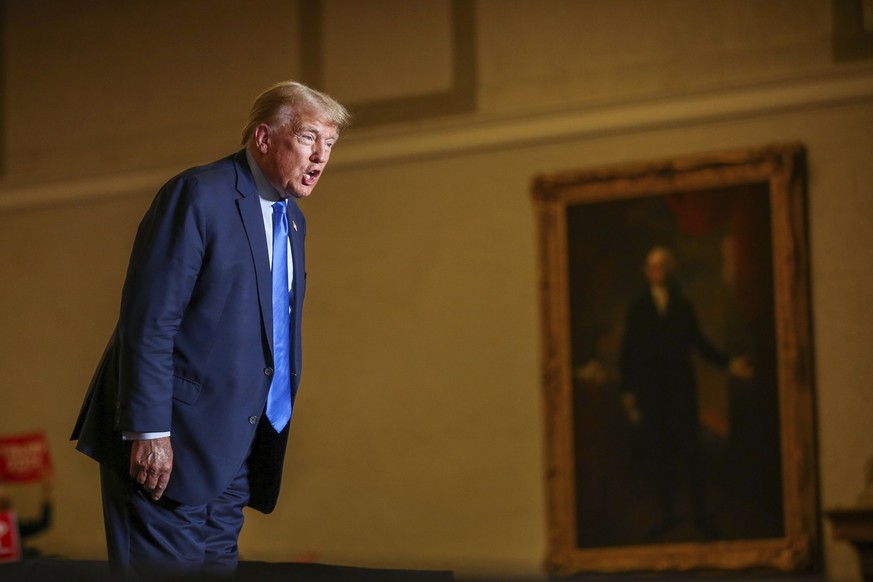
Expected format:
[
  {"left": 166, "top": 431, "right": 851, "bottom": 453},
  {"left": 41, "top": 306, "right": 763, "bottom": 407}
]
[{"left": 72, "top": 150, "right": 305, "bottom": 513}]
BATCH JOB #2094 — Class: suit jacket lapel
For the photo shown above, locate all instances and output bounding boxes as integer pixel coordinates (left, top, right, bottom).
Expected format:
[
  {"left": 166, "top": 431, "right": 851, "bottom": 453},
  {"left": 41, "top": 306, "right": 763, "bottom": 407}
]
[
  {"left": 286, "top": 200, "right": 305, "bottom": 386},
  {"left": 287, "top": 202, "right": 304, "bottom": 305},
  {"left": 234, "top": 151, "right": 274, "bottom": 353}
]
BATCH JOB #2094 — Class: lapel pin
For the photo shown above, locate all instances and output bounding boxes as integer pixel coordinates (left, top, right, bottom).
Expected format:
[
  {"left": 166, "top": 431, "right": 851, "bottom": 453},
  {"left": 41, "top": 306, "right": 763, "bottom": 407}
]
[{"left": 291, "top": 220, "right": 298, "bottom": 232}]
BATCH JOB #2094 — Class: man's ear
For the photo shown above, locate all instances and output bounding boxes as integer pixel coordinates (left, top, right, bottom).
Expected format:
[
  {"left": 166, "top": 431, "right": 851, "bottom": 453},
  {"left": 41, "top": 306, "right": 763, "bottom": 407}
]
[{"left": 253, "top": 124, "right": 271, "bottom": 154}]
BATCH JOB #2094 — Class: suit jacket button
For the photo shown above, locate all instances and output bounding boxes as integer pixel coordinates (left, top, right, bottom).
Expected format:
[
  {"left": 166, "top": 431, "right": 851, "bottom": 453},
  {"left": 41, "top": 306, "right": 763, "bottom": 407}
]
[
  {"left": 264, "top": 367, "right": 273, "bottom": 376},
  {"left": 249, "top": 416, "right": 258, "bottom": 425}
]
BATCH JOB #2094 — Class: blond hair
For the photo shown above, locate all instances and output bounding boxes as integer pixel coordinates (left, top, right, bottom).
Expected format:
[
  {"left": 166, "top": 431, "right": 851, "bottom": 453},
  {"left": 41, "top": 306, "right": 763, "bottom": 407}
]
[{"left": 240, "top": 81, "right": 351, "bottom": 145}]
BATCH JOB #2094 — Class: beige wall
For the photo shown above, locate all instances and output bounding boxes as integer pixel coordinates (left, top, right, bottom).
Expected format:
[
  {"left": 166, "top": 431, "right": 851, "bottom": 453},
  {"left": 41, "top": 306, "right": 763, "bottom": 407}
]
[{"left": 2, "top": 2, "right": 873, "bottom": 580}]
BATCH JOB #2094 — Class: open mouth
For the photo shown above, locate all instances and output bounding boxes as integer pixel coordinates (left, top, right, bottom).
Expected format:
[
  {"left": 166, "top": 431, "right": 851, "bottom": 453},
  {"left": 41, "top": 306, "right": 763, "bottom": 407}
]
[{"left": 303, "top": 169, "right": 320, "bottom": 186}]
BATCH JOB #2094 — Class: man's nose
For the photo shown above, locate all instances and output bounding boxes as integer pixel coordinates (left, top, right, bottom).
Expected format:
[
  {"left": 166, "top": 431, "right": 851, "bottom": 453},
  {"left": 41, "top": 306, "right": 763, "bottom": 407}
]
[{"left": 311, "top": 144, "right": 327, "bottom": 163}]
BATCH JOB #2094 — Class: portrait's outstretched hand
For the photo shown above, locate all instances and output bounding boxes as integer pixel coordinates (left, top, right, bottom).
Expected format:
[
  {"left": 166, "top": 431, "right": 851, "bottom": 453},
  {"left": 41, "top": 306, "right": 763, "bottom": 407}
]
[
  {"left": 621, "top": 392, "right": 642, "bottom": 425},
  {"left": 728, "top": 356, "right": 754, "bottom": 381},
  {"left": 130, "top": 437, "right": 173, "bottom": 501}
]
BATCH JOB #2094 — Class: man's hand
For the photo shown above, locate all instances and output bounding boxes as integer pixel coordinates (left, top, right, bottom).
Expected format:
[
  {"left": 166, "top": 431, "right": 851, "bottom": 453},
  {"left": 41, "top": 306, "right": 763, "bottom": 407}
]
[{"left": 129, "top": 437, "right": 173, "bottom": 501}]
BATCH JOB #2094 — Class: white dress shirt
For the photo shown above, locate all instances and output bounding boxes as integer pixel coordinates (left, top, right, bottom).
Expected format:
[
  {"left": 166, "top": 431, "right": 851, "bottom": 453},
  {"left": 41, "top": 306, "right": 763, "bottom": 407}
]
[{"left": 650, "top": 284, "right": 669, "bottom": 316}]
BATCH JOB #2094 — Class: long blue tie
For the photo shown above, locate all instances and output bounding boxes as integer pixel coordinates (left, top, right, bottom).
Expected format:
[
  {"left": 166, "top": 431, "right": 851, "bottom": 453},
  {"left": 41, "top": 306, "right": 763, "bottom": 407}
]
[{"left": 267, "top": 200, "right": 292, "bottom": 432}]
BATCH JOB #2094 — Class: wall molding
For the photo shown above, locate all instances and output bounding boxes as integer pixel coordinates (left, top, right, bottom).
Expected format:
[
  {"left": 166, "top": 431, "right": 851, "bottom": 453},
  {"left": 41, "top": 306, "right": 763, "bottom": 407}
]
[
  {"left": 2, "top": 66, "right": 873, "bottom": 212},
  {"left": 833, "top": 0, "right": 873, "bottom": 61},
  {"left": 302, "top": 0, "right": 476, "bottom": 128},
  {"left": 335, "top": 66, "right": 873, "bottom": 168}
]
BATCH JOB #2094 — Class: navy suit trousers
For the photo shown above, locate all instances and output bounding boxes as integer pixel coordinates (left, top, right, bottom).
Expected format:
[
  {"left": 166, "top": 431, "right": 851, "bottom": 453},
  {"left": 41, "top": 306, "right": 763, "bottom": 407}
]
[{"left": 99, "top": 456, "right": 250, "bottom": 573}]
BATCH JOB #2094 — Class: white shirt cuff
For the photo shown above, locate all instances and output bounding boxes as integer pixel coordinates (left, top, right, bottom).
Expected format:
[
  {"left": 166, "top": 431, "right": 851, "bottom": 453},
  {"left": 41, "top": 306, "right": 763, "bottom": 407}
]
[{"left": 122, "top": 431, "right": 171, "bottom": 440}]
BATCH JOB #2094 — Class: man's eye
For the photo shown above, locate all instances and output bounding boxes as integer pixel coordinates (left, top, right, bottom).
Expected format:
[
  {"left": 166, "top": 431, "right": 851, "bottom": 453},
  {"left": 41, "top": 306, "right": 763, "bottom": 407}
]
[{"left": 297, "top": 133, "right": 315, "bottom": 143}]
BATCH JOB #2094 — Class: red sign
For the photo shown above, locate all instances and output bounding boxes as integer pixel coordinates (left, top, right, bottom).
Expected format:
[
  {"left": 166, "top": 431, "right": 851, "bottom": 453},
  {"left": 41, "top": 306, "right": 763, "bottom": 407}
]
[
  {"left": 0, "top": 433, "right": 52, "bottom": 482},
  {"left": 0, "top": 510, "right": 21, "bottom": 563}
]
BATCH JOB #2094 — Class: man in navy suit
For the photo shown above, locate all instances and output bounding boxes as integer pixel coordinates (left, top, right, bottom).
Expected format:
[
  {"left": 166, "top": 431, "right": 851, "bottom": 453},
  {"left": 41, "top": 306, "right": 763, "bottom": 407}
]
[{"left": 71, "top": 81, "right": 349, "bottom": 573}]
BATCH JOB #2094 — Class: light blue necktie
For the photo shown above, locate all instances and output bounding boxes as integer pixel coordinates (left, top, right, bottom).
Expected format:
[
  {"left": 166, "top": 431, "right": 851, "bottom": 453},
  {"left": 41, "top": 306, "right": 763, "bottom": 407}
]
[{"left": 266, "top": 200, "right": 292, "bottom": 432}]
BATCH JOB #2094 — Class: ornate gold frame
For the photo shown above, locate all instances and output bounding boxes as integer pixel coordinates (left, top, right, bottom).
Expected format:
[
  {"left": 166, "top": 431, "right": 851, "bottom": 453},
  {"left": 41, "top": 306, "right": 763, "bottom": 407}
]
[{"left": 532, "top": 144, "right": 817, "bottom": 574}]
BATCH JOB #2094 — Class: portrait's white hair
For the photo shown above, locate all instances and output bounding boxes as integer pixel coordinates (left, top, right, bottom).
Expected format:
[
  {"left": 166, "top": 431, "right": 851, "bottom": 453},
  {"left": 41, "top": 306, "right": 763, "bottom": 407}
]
[{"left": 645, "top": 245, "right": 677, "bottom": 274}]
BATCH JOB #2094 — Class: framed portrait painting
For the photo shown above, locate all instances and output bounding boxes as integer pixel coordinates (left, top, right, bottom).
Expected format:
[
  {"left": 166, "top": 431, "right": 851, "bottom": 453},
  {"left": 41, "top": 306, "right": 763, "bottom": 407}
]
[{"left": 532, "top": 144, "right": 817, "bottom": 574}]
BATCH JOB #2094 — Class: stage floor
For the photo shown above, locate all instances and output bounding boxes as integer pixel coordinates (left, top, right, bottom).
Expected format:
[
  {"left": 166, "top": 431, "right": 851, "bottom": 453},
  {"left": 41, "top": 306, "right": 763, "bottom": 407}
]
[{"left": 0, "top": 559, "right": 455, "bottom": 581}]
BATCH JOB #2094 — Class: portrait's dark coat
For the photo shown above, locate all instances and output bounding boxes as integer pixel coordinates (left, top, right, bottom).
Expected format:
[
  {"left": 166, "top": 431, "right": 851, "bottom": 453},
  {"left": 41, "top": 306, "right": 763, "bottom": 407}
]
[{"left": 620, "top": 284, "right": 728, "bottom": 454}]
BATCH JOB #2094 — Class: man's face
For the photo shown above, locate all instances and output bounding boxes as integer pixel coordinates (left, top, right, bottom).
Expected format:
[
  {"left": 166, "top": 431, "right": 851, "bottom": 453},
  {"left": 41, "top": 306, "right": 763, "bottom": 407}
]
[
  {"left": 645, "top": 250, "right": 669, "bottom": 286},
  {"left": 258, "top": 113, "right": 338, "bottom": 199}
]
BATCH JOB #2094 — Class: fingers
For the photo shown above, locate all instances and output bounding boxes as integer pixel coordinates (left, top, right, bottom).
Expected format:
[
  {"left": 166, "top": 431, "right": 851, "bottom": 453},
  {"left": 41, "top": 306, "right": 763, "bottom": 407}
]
[
  {"left": 129, "top": 437, "right": 174, "bottom": 501},
  {"left": 152, "top": 472, "right": 171, "bottom": 501},
  {"left": 143, "top": 467, "right": 170, "bottom": 499}
]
